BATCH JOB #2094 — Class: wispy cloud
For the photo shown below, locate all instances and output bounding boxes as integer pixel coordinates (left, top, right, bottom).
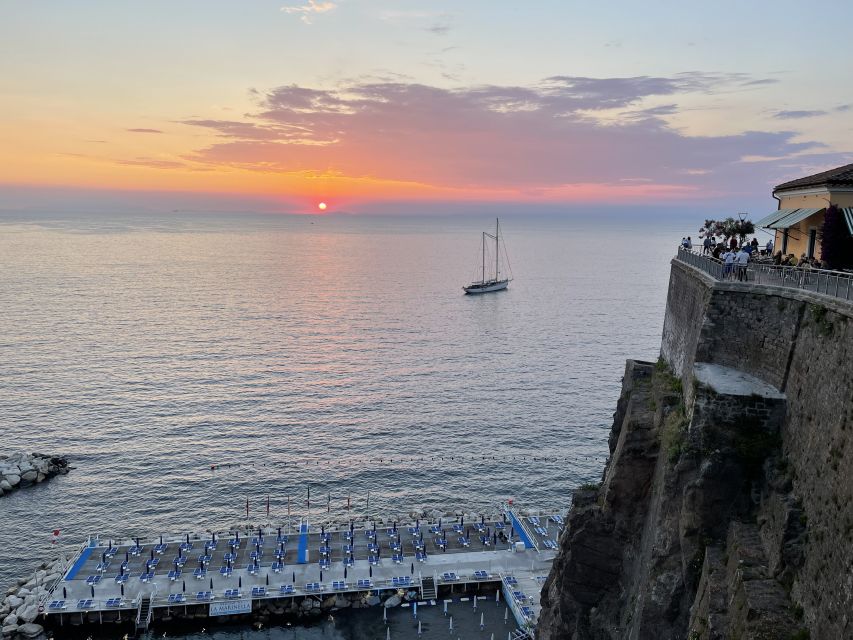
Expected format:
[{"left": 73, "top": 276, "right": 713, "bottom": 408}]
[
  {"left": 773, "top": 109, "right": 827, "bottom": 120},
  {"left": 178, "top": 73, "right": 824, "bottom": 199},
  {"left": 116, "top": 157, "right": 186, "bottom": 169},
  {"left": 281, "top": 0, "right": 336, "bottom": 24},
  {"left": 126, "top": 128, "right": 164, "bottom": 134},
  {"left": 425, "top": 20, "right": 451, "bottom": 36}
]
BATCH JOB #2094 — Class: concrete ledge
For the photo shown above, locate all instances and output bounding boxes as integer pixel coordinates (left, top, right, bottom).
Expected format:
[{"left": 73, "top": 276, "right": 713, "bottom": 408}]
[{"left": 694, "top": 364, "right": 785, "bottom": 399}]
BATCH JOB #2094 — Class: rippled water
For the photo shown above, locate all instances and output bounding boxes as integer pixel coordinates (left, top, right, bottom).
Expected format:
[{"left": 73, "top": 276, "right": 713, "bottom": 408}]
[{"left": 0, "top": 212, "right": 676, "bottom": 633}]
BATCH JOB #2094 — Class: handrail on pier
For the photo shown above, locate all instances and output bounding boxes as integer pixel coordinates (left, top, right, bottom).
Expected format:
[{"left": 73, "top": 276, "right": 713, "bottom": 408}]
[{"left": 675, "top": 247, "right": 853, "bottom": 302}]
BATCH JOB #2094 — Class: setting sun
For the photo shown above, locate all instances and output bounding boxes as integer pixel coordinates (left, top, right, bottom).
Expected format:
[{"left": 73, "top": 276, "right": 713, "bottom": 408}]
[{"left": 318, "top": 202, "right": 327, "bottom": 211}]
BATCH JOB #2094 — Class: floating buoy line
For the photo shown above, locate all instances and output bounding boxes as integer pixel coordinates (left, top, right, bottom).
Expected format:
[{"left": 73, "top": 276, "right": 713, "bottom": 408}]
[{"left": 205, "top": 452, "right": 608, "bottom": 471}]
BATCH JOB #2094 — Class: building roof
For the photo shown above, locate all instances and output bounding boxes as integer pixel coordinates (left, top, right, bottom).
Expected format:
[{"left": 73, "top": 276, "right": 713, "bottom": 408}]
[{"left": 774, "top": 162, "right": 853, "bottom": 193}]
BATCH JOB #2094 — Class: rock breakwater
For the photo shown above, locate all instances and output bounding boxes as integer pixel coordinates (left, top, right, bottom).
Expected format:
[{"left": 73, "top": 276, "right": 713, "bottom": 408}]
[
  {"left": 0, "top": 454, "right": 69, "bottom": 496},
  {"left": 1, "top": 556, "right": 66, "bottom": 640}
]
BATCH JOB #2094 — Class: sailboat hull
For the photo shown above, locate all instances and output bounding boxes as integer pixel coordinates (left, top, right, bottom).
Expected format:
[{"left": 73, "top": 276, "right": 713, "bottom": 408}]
[{"left": 463, "top": 279, "right": 509, "bottom": 294}]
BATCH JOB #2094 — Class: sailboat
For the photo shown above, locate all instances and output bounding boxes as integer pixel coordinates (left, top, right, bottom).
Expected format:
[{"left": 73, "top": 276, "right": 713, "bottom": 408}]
[{"left": 463, "top": 218, "right": 512, "bottom": 294}]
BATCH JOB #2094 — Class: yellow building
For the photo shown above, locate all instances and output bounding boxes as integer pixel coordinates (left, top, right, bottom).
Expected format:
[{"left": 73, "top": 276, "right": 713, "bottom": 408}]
[{"left": 756, "top": 163, "right": 853, "bottom": 260}]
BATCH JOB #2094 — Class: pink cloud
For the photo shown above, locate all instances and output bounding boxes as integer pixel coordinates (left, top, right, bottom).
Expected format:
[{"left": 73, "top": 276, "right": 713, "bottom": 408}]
[{"left": 180, "top": 75, "right": 828, "bottom": 199}]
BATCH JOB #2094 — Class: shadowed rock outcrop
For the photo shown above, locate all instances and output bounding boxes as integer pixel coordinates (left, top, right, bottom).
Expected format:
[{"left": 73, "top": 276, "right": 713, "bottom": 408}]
[{"left": 538, "top": 258, "right": 852, "bottom": 640}]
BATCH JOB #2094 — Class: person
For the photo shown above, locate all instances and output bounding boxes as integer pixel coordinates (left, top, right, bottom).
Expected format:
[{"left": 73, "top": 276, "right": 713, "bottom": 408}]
[
  {"left": 723, "top": 248, "right": 736, "bottom": 278},
  {"left": 773, "top": 250, "right": 782, "bottom": 265},
  {"left": 712, "top": 243, "right": 724, "bottom": 260},
  {"left": 680, "top": 237, "right": 687, "bottom": 249},
  {"left": 751, "top": 237, "right": 759, "bottom": 254},
  {"left": 710, "top": 235, "right": 717, "bottom": 249},
  {"left": 702, "top": 236, "right": 712, "bottom": 255},
  {"left": 729, "top": 236, "right": 738, "bottom": 251},
  {"left": 736, "top": 245, "right": 750, "bottom": 281},
  {"left": 743, "top": 242, "right": 753, "bottom": 255},
  {"left": 766, "top": 239, "right": 773, "bottom": 256},
  {"left": 686, "top": 236, "right": 693, "bottom": 250}
]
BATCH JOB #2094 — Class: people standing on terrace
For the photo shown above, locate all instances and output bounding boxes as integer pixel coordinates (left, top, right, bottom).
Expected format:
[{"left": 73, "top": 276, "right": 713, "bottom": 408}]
[
  {"left": 702, "top": 236, "right": 712, "bottom": 255},
  {"left": 736, "top": 246, "right": 750, "bottom": 281},
  {"left": 723, "top": 248, "right": 736, "bottom": 278}
]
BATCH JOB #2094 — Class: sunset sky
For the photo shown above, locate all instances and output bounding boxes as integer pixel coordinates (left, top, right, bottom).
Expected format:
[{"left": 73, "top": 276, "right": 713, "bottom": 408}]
[{"left": 2, "top": 0, "right": 852, "bottom": 215}]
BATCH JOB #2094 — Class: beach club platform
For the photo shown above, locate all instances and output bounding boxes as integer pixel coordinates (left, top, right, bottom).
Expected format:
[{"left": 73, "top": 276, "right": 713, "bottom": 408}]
[{"left": 39, "top": 504, "right": 564, "bottom": 635}]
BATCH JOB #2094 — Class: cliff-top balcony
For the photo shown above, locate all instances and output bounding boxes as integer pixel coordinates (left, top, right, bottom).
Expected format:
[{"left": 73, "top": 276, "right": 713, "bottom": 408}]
[{"left": 675, "top": 247, "right": 853, "bottom": 302}]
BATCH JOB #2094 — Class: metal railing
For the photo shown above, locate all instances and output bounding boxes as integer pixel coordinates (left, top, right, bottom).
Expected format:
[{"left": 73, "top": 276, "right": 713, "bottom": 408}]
[{"left": 676, "top": 248, "right": 853, "bottom": 301}]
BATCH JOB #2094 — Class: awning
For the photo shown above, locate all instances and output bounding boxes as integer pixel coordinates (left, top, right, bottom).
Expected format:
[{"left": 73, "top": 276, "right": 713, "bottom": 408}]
[
  {"left": 768, "top": 207, "right": 825, "bottom": 229},
  {"left": 755, "top": 208, "right": 797, "bottom": 228},
  {"left": 844, "top": 207, "right": 853, "bottom": 235}
]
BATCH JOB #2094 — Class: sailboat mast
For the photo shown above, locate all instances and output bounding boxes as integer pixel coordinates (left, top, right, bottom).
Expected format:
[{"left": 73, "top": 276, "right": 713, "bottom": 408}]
[
  {"left": 495, "top": 218, "right": 500, "bottom": 281},
  {"left": 482, "top": 231, "right": 486, "bottom": 284}
]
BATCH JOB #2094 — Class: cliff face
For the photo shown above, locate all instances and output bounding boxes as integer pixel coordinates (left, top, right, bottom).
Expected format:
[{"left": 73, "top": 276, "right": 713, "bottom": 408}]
[{"left": 538, "top": 259, "right": 853, "bottom": 640}]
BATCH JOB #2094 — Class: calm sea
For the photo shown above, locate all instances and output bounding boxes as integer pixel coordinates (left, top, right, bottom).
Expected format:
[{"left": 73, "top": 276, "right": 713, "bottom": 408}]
[{"left": 0, "top": 211, "right": 678, "bottom": 636}]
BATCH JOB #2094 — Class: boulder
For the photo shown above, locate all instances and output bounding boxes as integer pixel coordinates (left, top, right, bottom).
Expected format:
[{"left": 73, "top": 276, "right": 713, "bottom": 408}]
[
  {"left": 19, "top": 470, "right": 37, "bottom": 483},
  {"left": 366, "top": 595, "right": 380, "bottom": 606},
  {"left": 333, "top": 596, "right": 350, "bottom": 609},
  {"left": 5, "top": 475, "right": 20, "bottom": 488},
  {"left": 5, "top": 597, "right": 22, "bottom": 610},
  {"left": 36, "top": 473, "right": 46, "bottom": 483},
  {"left": 384, "top": 595, "right": 402, "bottom": 608},
  {"left": 321, "top": 595, "right": 336, "bottom": 610},
  {"left": 17, "top": 604, "right": 37, "bottom": 623},
  {"left": 2, "top": 615, "right": 17, "bottom": 627},
  {"left": 1, "top": 623, "right": 18, "bottom": 636},
  {"left": 15, "top": 623, "right": 43, "bottom": 639}
]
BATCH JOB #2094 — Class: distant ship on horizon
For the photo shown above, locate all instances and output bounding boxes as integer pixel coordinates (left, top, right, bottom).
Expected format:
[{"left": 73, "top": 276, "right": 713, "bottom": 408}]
[{"left": 463, "top": 218, "right": 512, "bottom": 294}]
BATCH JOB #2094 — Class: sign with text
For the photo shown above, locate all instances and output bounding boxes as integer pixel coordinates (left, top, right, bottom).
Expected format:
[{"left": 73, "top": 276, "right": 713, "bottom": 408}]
[{"left": 209, "top": 599, "right": 252, "bottom": 616}]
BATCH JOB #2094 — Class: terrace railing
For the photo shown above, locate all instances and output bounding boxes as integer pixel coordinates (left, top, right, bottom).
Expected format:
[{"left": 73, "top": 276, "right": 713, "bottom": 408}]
[{"left": 675, "top": 248, "right": 853, "bottom": 302}]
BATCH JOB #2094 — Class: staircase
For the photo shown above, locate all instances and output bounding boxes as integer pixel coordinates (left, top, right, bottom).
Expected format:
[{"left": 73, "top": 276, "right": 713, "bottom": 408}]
[
  {"left": 420, "top": 575, "right": 437, "bottom": 600},
  {"left": 135, "top": 595, "right": 153, "bottom": 633}
]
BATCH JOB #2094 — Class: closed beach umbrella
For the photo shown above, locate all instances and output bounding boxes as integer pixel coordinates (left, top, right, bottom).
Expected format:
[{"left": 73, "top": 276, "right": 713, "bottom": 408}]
[
  {"left": 410, "top": 562, "right": 414, "bottom": 575},
  {"left": 265, "top": 574, "right": 269, "bottom": 586},
  {"left": 369, "top": 566, "right": 373, "bottom": 578},
  {"left": 90, "top": 585, "right": 94, "bottom": 597},
  {"left": 62, "top": 587, "right": 67, "bottom": 599},
  {"left": 320, "top": 570, "right": 323, "bottom": 581},
  {"left": 210, "top": 578, "right": 213, "bottom": 589},
  {"left": 150, "top": 549, "right": 154, "bottom": 560},
  {"left": 236, "top": 531, "right": 240, "bottom": 541},
  {"left": 344, "top": 567, "right": 347, "bottom": 579},
  {"left": 182, "top": 580, "right": 186, "bottom": 593},
  {"left": 120, "top": 584, "right": 124, "bottom": 596},
  {"left": 125, "top": 551, "right": 129, "bottom": 562},
  {"left": 186, "top": 533, "right": 190, "bottom": 544},
  {"left": 292, "top": 572, "right": 295, "bottom": 584},
  {"left": 160, "top": 535, "right": 163, "bottom": 545},
  {"left": 238, "top": 576, "right": 242, "bottom": 588}
]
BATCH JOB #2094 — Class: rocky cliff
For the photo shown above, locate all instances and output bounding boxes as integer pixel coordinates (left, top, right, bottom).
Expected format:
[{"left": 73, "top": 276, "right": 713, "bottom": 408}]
[{"left": 537, "top": 259, "right": 853, "bottom": 640}]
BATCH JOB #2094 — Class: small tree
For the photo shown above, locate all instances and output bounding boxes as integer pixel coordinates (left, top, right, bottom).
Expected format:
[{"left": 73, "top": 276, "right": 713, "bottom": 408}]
[
  {"left": 699, "top": 217, "right": 755, "bottom": 245},
  {"left": 819, "top": 204, "right": 853, "bottom": 270}
]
